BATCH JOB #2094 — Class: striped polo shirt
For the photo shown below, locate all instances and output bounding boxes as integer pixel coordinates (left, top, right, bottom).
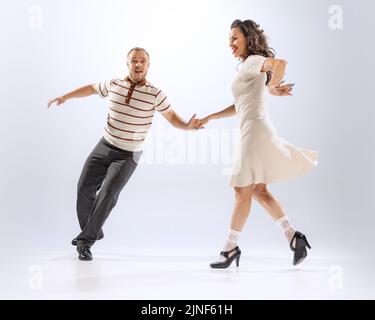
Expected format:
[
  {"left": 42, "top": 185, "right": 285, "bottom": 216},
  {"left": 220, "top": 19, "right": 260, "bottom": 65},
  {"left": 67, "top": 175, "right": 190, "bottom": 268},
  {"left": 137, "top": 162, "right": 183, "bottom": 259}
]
[{"left": 97, "top": 78, "right": 172, "bottom": 152}]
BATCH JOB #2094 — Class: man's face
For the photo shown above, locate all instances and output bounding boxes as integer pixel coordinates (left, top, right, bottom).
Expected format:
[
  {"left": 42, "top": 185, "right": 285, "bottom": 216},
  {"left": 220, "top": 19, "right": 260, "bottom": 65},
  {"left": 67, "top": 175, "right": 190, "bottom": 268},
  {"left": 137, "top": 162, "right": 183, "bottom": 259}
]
[{"left": 127, "top": 50, "right": 150, "bottom": 83}]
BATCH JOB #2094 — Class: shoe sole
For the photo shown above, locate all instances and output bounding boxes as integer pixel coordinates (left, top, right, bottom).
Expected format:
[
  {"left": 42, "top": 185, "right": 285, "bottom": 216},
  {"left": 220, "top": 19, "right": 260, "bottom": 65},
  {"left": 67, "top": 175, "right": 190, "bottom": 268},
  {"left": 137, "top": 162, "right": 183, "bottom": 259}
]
[
  {"left": 210, "top": 265, "right": 229, "bottom": 269},
  {"left": 78, "top": 256, "right": 93, "bottom": 261},
  {"left": 210, "top": 260, "right": 241, "bottom": 269}
]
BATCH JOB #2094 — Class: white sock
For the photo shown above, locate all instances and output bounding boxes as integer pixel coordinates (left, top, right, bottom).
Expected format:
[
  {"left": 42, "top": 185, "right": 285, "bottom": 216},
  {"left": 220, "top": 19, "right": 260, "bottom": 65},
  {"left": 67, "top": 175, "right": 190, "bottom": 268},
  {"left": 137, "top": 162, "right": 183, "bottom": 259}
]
[
  {"left": 276, "top": 216, "right": 296, "bottom": 244},
  {"left": 220, "top": 229, "right": 241, "bottom": 261}
]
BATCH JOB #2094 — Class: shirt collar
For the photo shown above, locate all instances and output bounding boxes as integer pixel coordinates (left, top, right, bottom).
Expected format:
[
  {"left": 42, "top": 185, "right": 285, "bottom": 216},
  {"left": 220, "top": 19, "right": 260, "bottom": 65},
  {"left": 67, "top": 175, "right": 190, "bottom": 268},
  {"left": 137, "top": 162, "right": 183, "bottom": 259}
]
[{"left": 125, "top": 76, "right": 148, "bottom": 87}]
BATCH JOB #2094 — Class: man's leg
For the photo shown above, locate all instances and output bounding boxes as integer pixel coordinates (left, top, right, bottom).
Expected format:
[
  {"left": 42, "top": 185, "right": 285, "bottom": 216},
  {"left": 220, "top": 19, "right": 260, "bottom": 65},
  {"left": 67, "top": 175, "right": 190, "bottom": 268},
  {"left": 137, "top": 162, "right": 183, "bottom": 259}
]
[
  {"left": 76, "top": 139, "right": 110, "bottom": 239},
  {"left": 76, "top": 150, "right": 140, "bottom": 249}
]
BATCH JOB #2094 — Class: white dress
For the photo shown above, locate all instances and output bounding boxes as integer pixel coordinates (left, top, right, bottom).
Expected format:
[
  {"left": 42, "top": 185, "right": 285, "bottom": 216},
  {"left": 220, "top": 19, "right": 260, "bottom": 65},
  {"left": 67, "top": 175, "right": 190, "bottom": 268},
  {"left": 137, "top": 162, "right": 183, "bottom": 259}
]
[{"left": 230, "top": 55, "right": 318, "bottom": 187}]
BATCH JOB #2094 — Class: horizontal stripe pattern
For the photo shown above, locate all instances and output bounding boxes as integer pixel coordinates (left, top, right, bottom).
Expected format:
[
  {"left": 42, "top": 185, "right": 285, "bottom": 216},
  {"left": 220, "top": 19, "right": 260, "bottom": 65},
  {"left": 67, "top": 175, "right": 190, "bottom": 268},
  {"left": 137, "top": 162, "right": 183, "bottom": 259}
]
[
  {"left": 97, "top": 78, "right": 172, "bottom": 152},
  {"left": 108, "top": 114, "right": 152, "bottom": 128}
]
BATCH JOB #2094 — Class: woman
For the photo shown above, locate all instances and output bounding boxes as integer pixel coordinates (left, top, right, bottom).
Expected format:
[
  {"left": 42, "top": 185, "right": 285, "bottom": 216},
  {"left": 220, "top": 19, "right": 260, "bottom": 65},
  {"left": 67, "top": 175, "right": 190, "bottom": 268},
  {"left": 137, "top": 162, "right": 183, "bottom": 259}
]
[{"left": 198, "top": 20, "right": 318, "bottom": 268}]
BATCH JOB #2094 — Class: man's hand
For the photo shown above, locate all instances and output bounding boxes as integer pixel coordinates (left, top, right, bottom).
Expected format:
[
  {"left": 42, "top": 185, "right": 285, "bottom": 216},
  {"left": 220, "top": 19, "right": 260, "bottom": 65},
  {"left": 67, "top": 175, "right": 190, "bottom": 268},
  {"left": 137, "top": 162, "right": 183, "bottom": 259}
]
[
  {"left": 196, "top": 116, "right": 211, "bottom": 129},
  {"left": 269, "top": 81, "right": 294, "bottom": 96},
  {"left": 186, "top": 114, "right": 201, "bottom": 131},
  {"left": 47, "top": 84, "right": 97, "bottom": 109},
  {"left": 47, "top": 96, "right": 66, "bottom": 109}
]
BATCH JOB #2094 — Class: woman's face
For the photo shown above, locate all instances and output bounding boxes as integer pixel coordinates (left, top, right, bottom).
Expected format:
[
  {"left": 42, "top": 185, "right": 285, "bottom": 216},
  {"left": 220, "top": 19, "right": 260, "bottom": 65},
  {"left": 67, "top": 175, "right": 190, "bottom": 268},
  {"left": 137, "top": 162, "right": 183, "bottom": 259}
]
[{"left": 229, "top": 27, "right": 248, "bottom": 59}]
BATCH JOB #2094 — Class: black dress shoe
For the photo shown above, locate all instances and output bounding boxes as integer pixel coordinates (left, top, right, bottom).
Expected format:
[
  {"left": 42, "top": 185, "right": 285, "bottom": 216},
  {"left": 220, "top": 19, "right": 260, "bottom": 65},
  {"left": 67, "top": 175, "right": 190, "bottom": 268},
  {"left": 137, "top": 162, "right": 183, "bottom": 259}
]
[
  {"left": 77, "top": 245, "right": 93, "bottom": 261},
  {"left": 71, "top": 234, "right": 104, "bottom": 246},
  {"left": 290, "top": 231, "right": 311, "bottom": 266},
  {"left": 210, "top": 247, "right": 241, "bottom": 269}
]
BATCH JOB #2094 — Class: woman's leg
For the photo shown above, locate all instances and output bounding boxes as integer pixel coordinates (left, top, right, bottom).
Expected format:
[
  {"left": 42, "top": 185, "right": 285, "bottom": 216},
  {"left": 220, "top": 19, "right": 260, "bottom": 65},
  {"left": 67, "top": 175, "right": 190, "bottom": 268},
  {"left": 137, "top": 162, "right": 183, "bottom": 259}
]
[
  {"left": 210, "top": 185, "right": 253, "bottom": 267},
  {"left": 252, "top": 184, "right": 295, "bottom": 242},
  {"left": 252, "top": 184, "right": 285, "bottom": 220},
  {"left": 230, "top": 185, "right": 254, "bottom": 231},
  {"left": 252, "top": 184, "right": 312, "bottom": 265},
  {"left": 222, "top": 185, "right": 254, "bottom": 252}
]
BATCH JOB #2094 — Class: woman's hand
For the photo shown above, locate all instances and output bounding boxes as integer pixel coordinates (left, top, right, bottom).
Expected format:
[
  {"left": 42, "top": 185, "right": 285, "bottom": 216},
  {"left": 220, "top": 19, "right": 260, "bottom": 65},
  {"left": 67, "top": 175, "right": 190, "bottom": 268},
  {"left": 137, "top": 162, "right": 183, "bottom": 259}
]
[
  {"left": 196, "top": 116, "right": 211, "bottom": 129},
  {"left": 268, "top": 81, "right": 294, "bottom": 96},
  {"left": 186, "top": 114, "right": 201, "bottom": 131}
]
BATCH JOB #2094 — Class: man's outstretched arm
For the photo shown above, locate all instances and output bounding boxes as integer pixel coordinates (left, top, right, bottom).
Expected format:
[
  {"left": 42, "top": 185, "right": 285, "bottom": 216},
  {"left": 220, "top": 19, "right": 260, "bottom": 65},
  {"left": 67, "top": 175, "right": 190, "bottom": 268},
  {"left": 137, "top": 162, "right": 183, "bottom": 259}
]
[
  {"left": 47, "top": 84, "right": 98, "bottom": 108},
  {"left": 162, "top": 109, "right": 200, "bottom": 131}
]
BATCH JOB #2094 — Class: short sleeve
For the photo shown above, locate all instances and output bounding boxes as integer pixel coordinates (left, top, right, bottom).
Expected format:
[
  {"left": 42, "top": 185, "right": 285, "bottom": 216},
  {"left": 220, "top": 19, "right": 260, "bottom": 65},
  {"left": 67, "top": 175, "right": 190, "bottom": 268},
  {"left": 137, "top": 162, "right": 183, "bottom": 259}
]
[
  {"left": 96, "top": 79, "right": 113, "bottom": 98},
  {"left": 242, "top": 55, "right": 267, "bottom": 77},
  {"left": 154, "top": 90, "right": 172, "bottom": 115}
]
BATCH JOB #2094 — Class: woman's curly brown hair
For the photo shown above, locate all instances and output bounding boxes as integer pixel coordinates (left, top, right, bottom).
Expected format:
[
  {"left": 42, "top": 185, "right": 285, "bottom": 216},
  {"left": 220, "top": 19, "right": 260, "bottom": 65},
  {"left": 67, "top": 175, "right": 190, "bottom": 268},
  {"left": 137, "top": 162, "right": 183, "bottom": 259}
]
[{"left": 231, "top": 19, "right": 275, "bottom": 85}]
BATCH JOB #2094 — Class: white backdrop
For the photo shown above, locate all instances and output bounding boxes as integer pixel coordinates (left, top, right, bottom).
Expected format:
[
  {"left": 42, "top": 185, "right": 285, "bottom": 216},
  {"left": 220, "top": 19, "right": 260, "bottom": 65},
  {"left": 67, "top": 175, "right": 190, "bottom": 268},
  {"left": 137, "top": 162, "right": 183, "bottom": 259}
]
[{"left": 0, "top": 0, "right": 374, "bottom": 261}]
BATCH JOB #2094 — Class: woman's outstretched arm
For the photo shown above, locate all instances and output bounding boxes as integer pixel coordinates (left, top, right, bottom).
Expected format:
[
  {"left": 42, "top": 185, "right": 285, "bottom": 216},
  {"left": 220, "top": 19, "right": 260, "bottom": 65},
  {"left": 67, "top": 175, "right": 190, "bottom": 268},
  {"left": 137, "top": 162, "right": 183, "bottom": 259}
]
[{"left": 197, "top": 104, "right": 236, "bottom": 128}]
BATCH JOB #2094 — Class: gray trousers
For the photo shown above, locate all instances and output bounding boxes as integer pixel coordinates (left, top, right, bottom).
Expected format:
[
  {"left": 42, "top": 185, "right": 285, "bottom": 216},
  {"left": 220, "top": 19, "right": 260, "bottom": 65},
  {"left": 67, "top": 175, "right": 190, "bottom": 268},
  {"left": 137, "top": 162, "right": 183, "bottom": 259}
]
[{"left": 76, "top": 138, "right": 141, "bottom": 247}]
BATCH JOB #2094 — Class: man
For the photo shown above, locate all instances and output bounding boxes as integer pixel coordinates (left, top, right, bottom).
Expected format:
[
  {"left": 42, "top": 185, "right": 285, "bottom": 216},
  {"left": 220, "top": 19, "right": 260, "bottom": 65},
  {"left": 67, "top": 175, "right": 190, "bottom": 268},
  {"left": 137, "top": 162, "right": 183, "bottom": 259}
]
[{"left": 48, "top": 47, "right": 200, "bottom": 261}]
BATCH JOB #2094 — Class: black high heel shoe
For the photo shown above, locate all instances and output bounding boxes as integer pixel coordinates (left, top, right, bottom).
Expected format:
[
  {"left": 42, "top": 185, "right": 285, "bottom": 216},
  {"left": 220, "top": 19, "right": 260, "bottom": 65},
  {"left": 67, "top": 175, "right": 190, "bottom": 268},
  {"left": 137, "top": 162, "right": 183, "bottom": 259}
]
[
  {"left": 210, "top": 247, "right": 241, "bottom": 269},
  {"left": 290, "top": 231, "right": 311, "bottom": 266}
]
